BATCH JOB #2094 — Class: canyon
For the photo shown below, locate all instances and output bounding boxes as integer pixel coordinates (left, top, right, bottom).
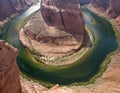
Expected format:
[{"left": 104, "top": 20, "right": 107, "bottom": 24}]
[
  {"left": 89, "top": 0, "right": 120, "bottom": 32},
  {"left": 0, "top": 0, "right": 120, "bottom": 93},
  {"left": 89, "top": 0, "right": 120, "bottom": 18},
  {"left": 0, "top": 0, "right": 38, "bottom": 21},
  {"left": 19, "top": 0, "right": 87, "bottom": 64}
]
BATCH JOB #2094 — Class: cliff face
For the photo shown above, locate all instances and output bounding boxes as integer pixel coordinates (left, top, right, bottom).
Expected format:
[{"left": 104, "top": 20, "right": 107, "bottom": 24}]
[
  {"left": 0, "top": 0, "right": 38, "bottom": 20},
  {"left": 107, "top": 0, "right": 120, "bottom": 17},
  {"left": 0, "top": 40, "right": 21, "bottom": 93},
  {"left": 19, "top": 0, "right": 86, "bottom": 61},
  {"left": 90, "top": 0, "right": 120, "bottom": 18},
  {"left": 41, "top": 0, "right": 85, "bottom": 42}
]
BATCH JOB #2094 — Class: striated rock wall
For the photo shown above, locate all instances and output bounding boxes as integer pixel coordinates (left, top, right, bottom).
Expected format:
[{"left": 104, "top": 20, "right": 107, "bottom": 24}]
[
  {"left": 0, "top": 40, "right": 21, "bottom": 93},
  {"left": 41, "top": 0, "right": 85, "bottom": 42},
  {"left": 0, "top": 0, "right": 38, "bottom": 20},
  {"left": 90, "top": 0, "right": 120, "bottom": 18}
]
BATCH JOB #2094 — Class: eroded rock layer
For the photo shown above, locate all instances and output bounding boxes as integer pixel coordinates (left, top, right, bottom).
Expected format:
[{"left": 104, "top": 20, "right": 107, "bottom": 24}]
[
  {"left": 20, "top": 12, "right": 81, "bottom": 60},
  {"left": 0, "top": 40, "right": 21, "bottom": 93},
  {"left": 0, "top": 0, "right": 38, "bottom": 20},
  {"left": 20, "top": 0, "right": 86, "bottom": 60},
  {"left": 41, "top": 0, "right": 85, "bottom": 42},
  {"left": 90, "top": 0, "right": 120, "bottom": 18}
]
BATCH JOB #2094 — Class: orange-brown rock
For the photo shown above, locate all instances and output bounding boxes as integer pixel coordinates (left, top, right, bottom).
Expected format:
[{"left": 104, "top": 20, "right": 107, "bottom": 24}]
[
  {"left": 0, "top": 40, "right": 21, "bottom": 93},
  {"left": 41, "top": 0, "right": 85, "bottom": 42}
]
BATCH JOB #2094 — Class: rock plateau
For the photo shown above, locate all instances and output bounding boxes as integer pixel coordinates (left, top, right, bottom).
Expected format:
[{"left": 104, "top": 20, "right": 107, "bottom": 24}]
[{"left": 20, "top": 0, "right": 86, "bottom": 61}]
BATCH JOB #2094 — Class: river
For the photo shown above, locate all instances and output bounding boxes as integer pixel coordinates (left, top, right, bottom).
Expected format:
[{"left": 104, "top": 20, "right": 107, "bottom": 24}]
[{"left": 0, "top": 3, "right": 118, "bottom": 85}]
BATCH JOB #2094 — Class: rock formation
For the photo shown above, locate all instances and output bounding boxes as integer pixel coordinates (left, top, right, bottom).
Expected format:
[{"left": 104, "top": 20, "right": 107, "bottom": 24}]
[
  {"left": 20, "top": 0, "right": 86, "bottom": 62},
  {"left": 90, "top": 0, "right": 120, "bottom": 18},
  {"left": 0, "top": 40, "right": 21, "bottom": 93},
  {"left": 0, "top": 0, "right": 38, "bottom": 20},
  {"left": 41, "top": 0, "right": 85, "bottom": 42}
]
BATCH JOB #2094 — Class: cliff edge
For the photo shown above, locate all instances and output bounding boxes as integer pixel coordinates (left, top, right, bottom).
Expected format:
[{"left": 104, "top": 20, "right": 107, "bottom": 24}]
[{"left": 0, "top": 40, "right": 21, "bottom": 93}]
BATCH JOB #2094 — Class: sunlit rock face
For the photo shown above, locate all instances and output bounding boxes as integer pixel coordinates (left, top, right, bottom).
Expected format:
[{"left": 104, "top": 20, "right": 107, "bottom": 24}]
[
  {"left": 41, "top": 0, "right": 85, "bottom": 42},
  {"left": 0, "top": 0, "right": 38, "bottom": 20},
  {"left": 90, "top": 0, "right": 120, "bottom": 18},
  {"left": 0, "top": 40, "right": 21, "bottom": 93}
]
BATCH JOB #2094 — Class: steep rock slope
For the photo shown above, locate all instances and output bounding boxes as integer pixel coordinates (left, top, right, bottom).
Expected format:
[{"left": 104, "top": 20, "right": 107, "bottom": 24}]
[
  {"left": 0, "top": 0, "right": 38, "bottom": 20},
  {"left": 20, "top": 0, "right": 87, "bottom": 61},
  {"left": 41, "top": 0, "right": 85, "bottom": 42},
  {"left": 90, "top": 0, "right": 120, "bottom": 18},
  {"left": 0, "top": 40, "right": 21, "bottom": 93}
]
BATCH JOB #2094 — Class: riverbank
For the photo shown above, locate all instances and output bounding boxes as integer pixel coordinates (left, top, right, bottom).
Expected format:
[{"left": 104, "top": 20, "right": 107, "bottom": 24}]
[
  {"left": 19, "top": 11, "right": 92, "bottom": 66},
  {"left": 0, "top": 14, "right": 19, "bottom": 35},
  {"left": 1, "top": 3, "right": 119, "bottom": 92},
  {"left": 20, "top": 6, "right": 120, "bottom": 93},
  {"left": 20, "top": 52, "right": 120, "bottom": 93},
  {"left": 88, "top": 4, "right": 120, "bottom": 33}
]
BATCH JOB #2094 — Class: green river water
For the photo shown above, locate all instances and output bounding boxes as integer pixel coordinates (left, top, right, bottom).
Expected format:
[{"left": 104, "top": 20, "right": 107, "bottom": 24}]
[{"left": 0, "top": 3, "right": 118, "bottom": 85}]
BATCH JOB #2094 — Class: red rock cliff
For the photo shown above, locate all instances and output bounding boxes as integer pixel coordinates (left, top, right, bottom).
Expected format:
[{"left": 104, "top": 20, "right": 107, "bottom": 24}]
[
  {"left": 0, "top": 40, "right": 21, "bottom": 93},
  {"left": 41, "top": 0, "right": 85, "bottom": 42},
  {"left": 0, "top": 0, "right": 38, "bottom": 20}
]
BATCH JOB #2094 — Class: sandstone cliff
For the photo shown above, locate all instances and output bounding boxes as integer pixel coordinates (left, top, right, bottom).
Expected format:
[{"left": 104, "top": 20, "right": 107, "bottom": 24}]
[
  {"left": 0, "top": 40, "right": 21, "bottom": 93},
  {"left": 20, "top": 0, "right": 86, "bottom": 61},
  {"left": 0, "top": 0, "right": 38, "bottom": 20},
  {"left": 41, "top": 0, "right": 85, "bottom": 42},
  {"left": 90, "top": 0, "right": 120, "bottom": 18}
]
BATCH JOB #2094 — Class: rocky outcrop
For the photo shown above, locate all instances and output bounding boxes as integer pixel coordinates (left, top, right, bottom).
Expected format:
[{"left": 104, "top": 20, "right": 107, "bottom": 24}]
[
  {"left": 90, "top": 0, "right": 120, "bottom": 18},
  {"left": 0, "top": 0, "right": 38, "bottom": 20},
  {"left": 20, "top": 0, "right": 87, "bottom": 61},
  {"left": 19, "top": 12, "right": 82, "bottom": 62},
  {"left": 41, "top": 0, "right": 85, "bottom": 42},
  {"left": 0, "top": 40, "right": 21, "bottom": 93}
]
